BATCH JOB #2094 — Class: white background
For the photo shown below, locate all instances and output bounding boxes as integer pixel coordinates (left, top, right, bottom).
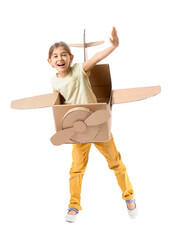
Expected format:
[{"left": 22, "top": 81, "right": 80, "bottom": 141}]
[{"left": 0, "top": 0, "right": 172, "bottom": 239}]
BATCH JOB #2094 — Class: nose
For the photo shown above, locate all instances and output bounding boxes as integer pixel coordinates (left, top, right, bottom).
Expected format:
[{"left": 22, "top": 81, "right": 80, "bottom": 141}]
[{"left": 58, "top": 55, "right": 62, "bottom": 60}]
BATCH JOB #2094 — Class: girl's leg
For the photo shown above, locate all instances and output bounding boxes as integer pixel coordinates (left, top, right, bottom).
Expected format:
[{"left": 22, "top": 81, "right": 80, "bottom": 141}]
[
  {"left": 68, "top": 142, "right": 91, "bottom": 211},
  {"left": 94, "top": 133, "right": 134, "bottom": 201}
]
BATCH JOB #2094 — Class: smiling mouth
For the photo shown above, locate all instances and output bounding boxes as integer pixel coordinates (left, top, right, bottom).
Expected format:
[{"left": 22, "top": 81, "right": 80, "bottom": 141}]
[{"left": 57, "top": 63, "right": 65, "bottom": 67}]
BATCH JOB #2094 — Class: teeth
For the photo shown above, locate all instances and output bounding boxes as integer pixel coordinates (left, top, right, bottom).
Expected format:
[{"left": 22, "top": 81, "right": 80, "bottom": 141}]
[{"left": 58, "top": 63, "right": 65, "bottom": 66}]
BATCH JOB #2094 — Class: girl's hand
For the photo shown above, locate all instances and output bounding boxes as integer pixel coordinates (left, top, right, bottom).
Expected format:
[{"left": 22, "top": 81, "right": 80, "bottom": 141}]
[
  {"left": 109, "top": 26, "right": 119, "bottom": 49},
  {"left": 83, "top": 26, "right": 119, "bottom": 72}
]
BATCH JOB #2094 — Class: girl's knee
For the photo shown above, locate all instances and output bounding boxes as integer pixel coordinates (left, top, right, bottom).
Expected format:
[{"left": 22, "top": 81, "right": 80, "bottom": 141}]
[{"left": 107, "top": 152, "right": 126, "bottom": 171}]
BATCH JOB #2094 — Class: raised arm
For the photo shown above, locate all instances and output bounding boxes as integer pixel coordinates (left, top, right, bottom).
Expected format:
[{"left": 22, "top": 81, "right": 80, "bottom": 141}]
[{"left": 82, "top": 26, "right": 119, "bottom": 72}]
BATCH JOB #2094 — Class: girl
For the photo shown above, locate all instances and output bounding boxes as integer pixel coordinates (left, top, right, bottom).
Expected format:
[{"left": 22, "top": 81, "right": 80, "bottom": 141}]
[{"left": 48, "top": 27, "right": 137, "bottom": 222}]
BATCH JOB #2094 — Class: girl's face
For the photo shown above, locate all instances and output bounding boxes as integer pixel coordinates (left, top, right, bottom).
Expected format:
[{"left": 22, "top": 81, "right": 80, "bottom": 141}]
[{"left": 48, "top": 46, "right": 74, "bottom": 78}]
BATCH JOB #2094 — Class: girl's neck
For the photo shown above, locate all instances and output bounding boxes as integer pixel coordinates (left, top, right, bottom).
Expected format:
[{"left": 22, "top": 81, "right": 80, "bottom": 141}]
[{"left": 57, "top": 67, "right": 71, "bottom": 78}]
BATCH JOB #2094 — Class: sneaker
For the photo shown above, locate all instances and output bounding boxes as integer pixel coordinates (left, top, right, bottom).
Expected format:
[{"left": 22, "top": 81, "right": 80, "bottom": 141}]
[
  {"left": 65, "top": 208, "right": 79, "bottom": 223},
  {"left": 125, "top": 199, "right": 137, "bottom": 219}
]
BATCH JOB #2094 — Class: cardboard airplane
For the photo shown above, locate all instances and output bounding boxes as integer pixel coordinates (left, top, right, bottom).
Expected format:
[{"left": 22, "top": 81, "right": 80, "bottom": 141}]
[{"left": 11, "top": 30, "right": 161, "bottom": 146}]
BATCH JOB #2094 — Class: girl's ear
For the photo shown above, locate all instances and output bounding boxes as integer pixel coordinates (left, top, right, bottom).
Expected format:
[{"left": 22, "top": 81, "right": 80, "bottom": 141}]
[
  {"left": 47, "top": 58, "right": 54, "bottom": 67},
  {"left": 70, "top": 54, "right": 74, "bottom": 63}
]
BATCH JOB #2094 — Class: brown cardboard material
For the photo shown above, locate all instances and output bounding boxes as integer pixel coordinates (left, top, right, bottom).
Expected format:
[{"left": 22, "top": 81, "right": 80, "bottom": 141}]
[
  {"left": 11, "top": 92, "right": 59, "bottom": 109},
  {"left": 112, "top": 86, "right": 161, "bottom": 104},
  {"left": 50, "top": 107, "right": 111, "bottom": 145},
  {"left": 51, "top": 101, "right": 112, "bottom": 145},
  {"left": 69, "top": 41, "right": 104, "bottom": 48},
  {"left": 11, "top": 30, "right": 161, "bottom": 146}
]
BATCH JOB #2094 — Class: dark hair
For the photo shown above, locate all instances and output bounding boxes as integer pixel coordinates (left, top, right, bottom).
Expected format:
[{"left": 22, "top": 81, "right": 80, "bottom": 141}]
[{"left": 48, "top": 41, "right": 72, "bottom": 59}]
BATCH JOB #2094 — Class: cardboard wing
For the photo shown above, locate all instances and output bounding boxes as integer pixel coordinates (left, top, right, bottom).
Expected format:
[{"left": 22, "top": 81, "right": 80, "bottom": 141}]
[
  {"left": 10, "top": 85, "right": 161, "bottom": 110},
  {"left": 11, "top": 92, "right": 59, "bottom": 109},
  {"left": 112, "top": 86, "right": 161, "bottom": 104}
]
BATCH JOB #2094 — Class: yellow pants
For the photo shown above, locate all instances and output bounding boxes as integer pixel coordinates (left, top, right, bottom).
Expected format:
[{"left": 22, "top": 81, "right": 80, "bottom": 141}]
[{"left": 69, "top": 134, "right": 134, "bottom": 210}]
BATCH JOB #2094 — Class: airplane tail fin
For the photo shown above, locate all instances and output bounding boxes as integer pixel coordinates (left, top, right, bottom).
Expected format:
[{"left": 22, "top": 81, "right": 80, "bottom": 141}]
[{"left": 69, "top": 41, "right": 104, "bottom": 48}]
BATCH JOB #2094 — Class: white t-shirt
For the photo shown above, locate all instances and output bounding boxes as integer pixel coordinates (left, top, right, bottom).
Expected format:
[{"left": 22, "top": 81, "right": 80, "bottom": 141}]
[{"left": 51, "top": 63, "right": 97, "bottom": 104}]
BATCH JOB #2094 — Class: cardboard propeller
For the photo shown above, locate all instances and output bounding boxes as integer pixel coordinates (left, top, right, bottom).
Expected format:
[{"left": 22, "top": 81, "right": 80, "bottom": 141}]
[
  {"left": 50, "top": 107, "right": 111, "bottom": 145},
  {"left": 11, "top": 29, "right": 161, "bottom": 146}
]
